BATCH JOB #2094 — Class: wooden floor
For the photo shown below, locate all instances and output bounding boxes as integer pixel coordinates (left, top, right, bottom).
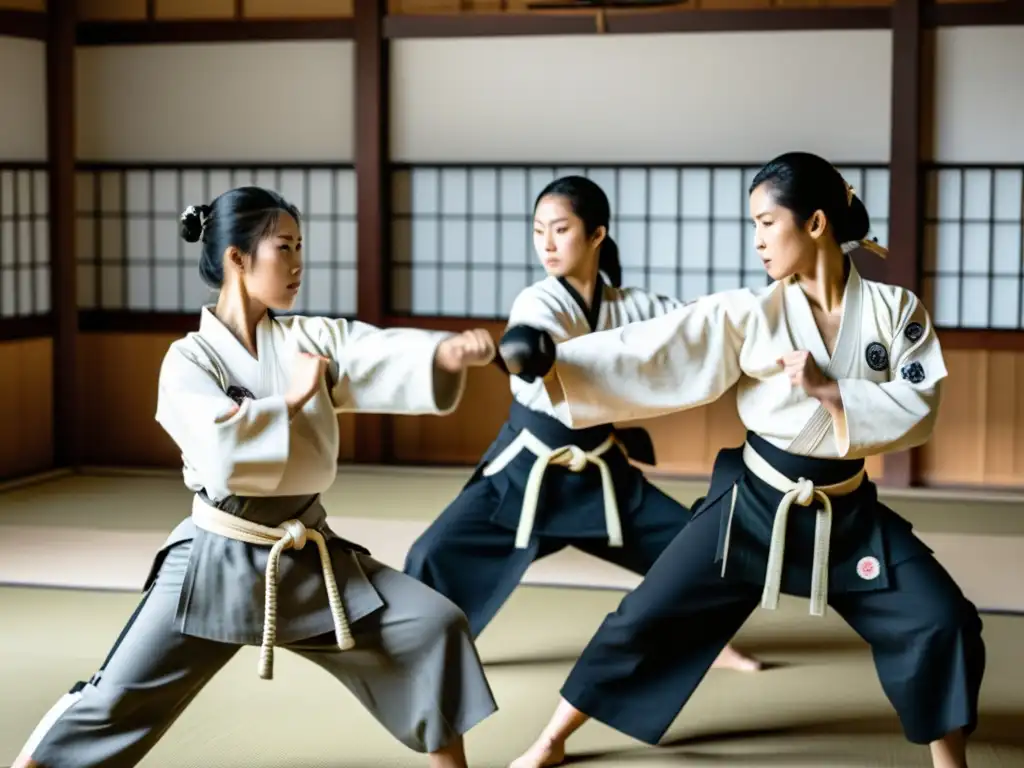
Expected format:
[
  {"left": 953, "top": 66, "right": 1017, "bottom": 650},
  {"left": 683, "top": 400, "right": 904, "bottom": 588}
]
[{"left": 0, "top": 467, "right": 1022, "bottom": 767}]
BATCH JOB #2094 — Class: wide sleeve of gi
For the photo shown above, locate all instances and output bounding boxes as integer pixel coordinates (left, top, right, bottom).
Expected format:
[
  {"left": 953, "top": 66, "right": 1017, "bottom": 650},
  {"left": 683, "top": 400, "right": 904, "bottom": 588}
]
[
  {"left": 543, "top": 289, "right": 755, "bottom": 429},
  {"left": 155, "top": 343, "right": 292, "bottom": 496},
  {"left": 619, "top": 287, "right": 691, "bottom": 320},
  {"left": 297, "top": 316, "right": 467, "bottom": 415},
  {"left": 832, "top": 289, "right": 947, "bottom": 457}
]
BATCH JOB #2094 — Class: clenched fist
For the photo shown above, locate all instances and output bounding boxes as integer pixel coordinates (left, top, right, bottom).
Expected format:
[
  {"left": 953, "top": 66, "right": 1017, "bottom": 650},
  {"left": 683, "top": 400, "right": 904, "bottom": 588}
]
[
  {"left": 286, "top": 352, "right": 329, "bottom": 415},
  {"left": 436, "top": 329, "right": 496, "bottom": 373},
  {"left": 777, "top": 350, "right": 831, "bottom": 398}
]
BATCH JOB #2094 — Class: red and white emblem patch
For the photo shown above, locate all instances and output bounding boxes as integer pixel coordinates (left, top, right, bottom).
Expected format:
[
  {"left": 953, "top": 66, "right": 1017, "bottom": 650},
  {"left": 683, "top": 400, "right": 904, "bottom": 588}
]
[{"left": 856, "top": 556, "right": 880, "bottom": 580}]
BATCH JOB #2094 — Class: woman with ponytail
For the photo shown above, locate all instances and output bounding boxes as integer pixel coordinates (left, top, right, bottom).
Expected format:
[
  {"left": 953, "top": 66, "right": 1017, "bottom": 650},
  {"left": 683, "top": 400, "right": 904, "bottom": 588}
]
[
  {"left": 404, "top": 175, "right": 761, "bottom": 674},
  {"left": 509, "top": 154, "right": 983, "bottom": 768}
]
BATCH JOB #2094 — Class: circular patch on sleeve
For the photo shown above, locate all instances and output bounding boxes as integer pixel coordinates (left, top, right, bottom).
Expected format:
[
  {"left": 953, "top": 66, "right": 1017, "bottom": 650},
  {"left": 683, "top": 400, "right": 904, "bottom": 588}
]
[
  {"left": 900, "top": 362, "right": 925, "bottom": 384},
  {"left": 857, "top": 556, "right": 880, "bottom": 581},
  {"left": 904, "top": 322, "right": 924, "bottom": 343},
  {"left": 226, "top": 385, "right": 255, "bottom": 405},
  {"left": 865, "top": 342, "right": 889, "bottom": 372}
]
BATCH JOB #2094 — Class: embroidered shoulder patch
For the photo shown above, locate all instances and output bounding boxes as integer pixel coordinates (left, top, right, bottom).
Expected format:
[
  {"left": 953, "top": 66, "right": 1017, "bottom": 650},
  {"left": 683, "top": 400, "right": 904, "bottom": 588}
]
[
  {"left": 900, "top": 362, "right": 925, "bottom": 384},
  {"left": 904, "top": 322, "right": 924, "bottom": 343},
  {"left": 226, "top": 385, "right": 255, "bottom": 405},
  {"left": 865, "top": 342, "right": 889, "bottom": 372}
]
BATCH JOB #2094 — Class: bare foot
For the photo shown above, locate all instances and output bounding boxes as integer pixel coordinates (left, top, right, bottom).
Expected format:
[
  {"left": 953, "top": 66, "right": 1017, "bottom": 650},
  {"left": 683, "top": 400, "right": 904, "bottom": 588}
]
[
  {"left": 711, "top": 644, "right": 763, "bottom": 672},
  {"left": 509, "top": 736, "right": 566, "bottom": 768},
  {"left": 930, "top": 728, "right": 967, "bottom": 768},
  {"left": 428, "top": 733, "right": 468, "bottom": 768}
]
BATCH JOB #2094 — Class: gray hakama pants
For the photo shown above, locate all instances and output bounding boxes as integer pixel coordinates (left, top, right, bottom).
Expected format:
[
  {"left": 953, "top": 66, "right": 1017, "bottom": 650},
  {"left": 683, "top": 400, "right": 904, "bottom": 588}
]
[{"left": 20, "top": 529, "right": 497, "bottom": 767}]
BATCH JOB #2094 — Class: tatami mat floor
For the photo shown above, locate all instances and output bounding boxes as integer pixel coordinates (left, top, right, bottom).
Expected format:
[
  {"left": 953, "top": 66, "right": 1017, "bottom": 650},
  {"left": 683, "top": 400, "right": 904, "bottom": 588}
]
[
  {"left": 0, "top": 468, "right": 1022, "bottom": 767},
  {"left": 1, "top": 468, "right": 1023, "bottom": 612}
]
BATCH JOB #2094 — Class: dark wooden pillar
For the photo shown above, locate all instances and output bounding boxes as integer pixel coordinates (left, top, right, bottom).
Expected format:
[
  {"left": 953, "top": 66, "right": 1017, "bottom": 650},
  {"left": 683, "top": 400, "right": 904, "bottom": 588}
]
[
  {"left": 875, "top": 0, "right": 929, "bottom": 488},
  {"left": 353, "top": 0, "right": 391, "bottom": 464},
  {"left": 47, "top": 0, "right": 78, "bottom": 469}
]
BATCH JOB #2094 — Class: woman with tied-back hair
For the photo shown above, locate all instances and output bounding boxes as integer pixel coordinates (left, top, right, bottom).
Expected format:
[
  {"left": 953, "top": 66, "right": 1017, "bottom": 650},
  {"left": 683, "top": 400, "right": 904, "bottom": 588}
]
[
  {"left": 13, "top": 186, "right": 499, "bottom": 768},
  {"left": 404, "top": 175, "right": 761, "bottom": 674},
  {"left": 506, "top": 154, "right": 985, "bottom": 768}
]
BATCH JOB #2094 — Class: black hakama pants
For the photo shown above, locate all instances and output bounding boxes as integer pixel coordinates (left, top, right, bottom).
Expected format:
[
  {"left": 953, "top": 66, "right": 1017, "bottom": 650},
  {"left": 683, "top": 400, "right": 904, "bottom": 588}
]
[
  {"left": 403, "top": 401, "right": 689, "bottom": 638},
  {"left": 560, "top": 433, "right": 986, "bottom": 747}
]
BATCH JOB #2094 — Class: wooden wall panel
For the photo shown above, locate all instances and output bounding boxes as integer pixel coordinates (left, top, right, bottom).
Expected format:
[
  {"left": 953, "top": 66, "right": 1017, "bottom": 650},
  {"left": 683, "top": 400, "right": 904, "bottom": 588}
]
[
  {"left": 73, "top": 333, "right": 1024, "bottom": 489},
  {"left": 155, "top": 0, "right": 235, "bottom": 19},
  {"left": 385, "top": 320, "right": 886, "bottom": 479},
  {"left": 385, "top": 0, "right": 896, "bottom": 12},
  {"left": 0, "top": 0, "right": 46, "bottom": 12},
  {"left": 392, "top": 365, "right": 885, "bottom": 478},
  {"left": 390, "top": 321, "right": 512, "bottom": 465},
  {"left": 74, "top": 333, "right": 358, "bottom": 468},
  {"left": 245, "top": 0, "right": 354, "bottom": 17},
  {"left": 0, "top": 338, "right": 53, "bottom": 480},
  {"left": 920, "top": 349, "right": 1024, "bottom": 488},
  {"left": 77, "top": 0, "right": 146, "bottom": 21}
]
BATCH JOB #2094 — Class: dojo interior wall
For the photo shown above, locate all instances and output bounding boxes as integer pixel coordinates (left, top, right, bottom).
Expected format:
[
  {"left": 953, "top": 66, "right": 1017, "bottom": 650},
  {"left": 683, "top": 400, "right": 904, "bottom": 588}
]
[
  {"left": 5, "top": 4, "right": 1023, "bottom": 490},
  {"left": 921, "top": 25, "right": 1024, "bottom": 488},
  {"left": 70, "top": 27, "right": 897, "bottom": 479},
  {"left": 385, "top": 26, "right": 1024, "bottom": 489},
  {"left": 386, "top": 30, "right": 896, "bottom": 479},
  {"left": 73, "top": 36, "right": 360, "bottom": 467},
  {"left": 0, "top": 29, "right": 53, "bottom": 481}
]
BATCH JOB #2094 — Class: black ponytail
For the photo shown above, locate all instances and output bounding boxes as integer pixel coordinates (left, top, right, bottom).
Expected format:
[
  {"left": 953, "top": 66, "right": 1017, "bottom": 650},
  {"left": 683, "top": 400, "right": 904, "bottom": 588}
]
[
  {"left": 535, "top": 175, "right": 620, "bottom": 285},
  {"left": 599, "top": 235, "right": 622, "bottom": 288},
  {"left": 837, "top": 194, "right": 871, "bottom": 244}
]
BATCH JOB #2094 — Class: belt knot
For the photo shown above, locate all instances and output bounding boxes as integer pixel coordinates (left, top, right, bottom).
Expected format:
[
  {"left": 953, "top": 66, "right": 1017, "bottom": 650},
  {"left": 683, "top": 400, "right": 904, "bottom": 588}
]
[
  {"left": 793, "top": 478, "right": 815, "bottom": 506},
  {"left": 279, "top": 519, "right": 308, "bottom": 549},
  {"left": 554, "top": 445, "right": 589, "bottom": 472}
]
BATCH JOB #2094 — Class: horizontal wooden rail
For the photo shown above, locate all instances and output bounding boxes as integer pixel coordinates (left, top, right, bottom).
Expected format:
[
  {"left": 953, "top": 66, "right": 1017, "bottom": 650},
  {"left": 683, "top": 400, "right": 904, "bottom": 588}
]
[
  {"left": 5, "top": 3, "right": 1024, "bottom": 48},
  {"left": 384, "top": 6, "right": 891, "bottom": 37},
  {"left": 924, "top": 1, "right": 1024, "bottom": 28},
  {"left": 0, "top": 9, "right": 46, "bottom": 40},
  {"left": 76, "top": 18, "right": 355, "bottom": 46},
  {"left": 0, "top": 316, "right": 53, "bottom": 341}
]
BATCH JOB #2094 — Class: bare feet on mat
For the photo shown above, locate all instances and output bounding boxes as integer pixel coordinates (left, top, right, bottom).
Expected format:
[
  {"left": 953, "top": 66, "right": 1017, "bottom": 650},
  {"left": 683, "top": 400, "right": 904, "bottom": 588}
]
[
  {"left": 711, "top": 644, "right": 763, "bottom": 672},
  {"left": 509, "top": 736, "right": 565, "bottom": 768}
]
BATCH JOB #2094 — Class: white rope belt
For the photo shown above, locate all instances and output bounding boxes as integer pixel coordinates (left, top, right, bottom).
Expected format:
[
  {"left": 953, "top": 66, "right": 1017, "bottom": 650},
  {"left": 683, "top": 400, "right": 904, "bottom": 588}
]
[
  {"left": 190, "top": 496, "right": 355, "bottom": 680},
  {"left": 741, "top": 442, "right": 865, "bottom": 618},
  {"left": 482, "top": 429, "right": 622, "bottom": 549}
]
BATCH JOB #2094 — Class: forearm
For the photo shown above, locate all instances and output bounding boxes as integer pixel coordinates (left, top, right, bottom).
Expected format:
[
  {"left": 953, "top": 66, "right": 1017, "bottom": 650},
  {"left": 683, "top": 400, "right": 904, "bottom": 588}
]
[{"left": 813, "top": 379, "right": 844, "bottom": 421}]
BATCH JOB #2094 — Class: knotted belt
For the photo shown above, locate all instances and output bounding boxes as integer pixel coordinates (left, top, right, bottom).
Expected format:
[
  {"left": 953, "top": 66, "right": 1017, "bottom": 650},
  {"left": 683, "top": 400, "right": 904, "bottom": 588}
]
[
  {"left": 483, "top": 429, "right": 623, "bottom": 549},
  {"left": 190, "top": 495, "right": 355, "bottom": 680},
  {"left": 741, "top": 441, "right": 865, "bottom": 617}
]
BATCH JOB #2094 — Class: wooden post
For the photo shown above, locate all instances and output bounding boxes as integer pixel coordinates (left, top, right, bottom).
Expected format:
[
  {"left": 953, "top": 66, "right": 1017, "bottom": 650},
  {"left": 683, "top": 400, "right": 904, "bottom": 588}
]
[
  {"left": 353, "top": 0, "right": 391, "bottom": 464},
  {"left": 48, "top": 0, "right": 78, "bottom": 469},
  {"left": 875, "top": 0, "right": 929, "bottom": 487}
]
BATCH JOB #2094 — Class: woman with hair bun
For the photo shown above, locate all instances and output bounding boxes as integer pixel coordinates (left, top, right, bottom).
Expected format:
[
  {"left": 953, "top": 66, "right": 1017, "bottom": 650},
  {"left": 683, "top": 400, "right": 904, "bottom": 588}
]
[
  {"left": 508, "top": 153, "right": 985, "bottom": 768},
  {"left": 404, "top": 175, "right": 760, "bottom": 674},
  {"left": 14, "top": 186, "right": 499, "bottom": 768}
]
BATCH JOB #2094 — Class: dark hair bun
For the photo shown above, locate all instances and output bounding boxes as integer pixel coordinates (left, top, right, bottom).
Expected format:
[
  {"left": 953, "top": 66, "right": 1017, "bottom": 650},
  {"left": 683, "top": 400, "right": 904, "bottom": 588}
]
[
  {"left": 179, "top": 204, "right": 208, "bottom": 244},
  {"left": 838, "top": 194, "right": 871, "bottom": 244}
]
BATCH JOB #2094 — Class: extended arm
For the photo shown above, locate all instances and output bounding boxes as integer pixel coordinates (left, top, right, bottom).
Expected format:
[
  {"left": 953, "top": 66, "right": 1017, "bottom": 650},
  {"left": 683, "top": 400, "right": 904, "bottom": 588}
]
[
  {"left": 295, "top": 317, "right": 477, "bottom": 415},
  {"left": 543, "top": 290, "right": 754, "bottom": 429}
]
